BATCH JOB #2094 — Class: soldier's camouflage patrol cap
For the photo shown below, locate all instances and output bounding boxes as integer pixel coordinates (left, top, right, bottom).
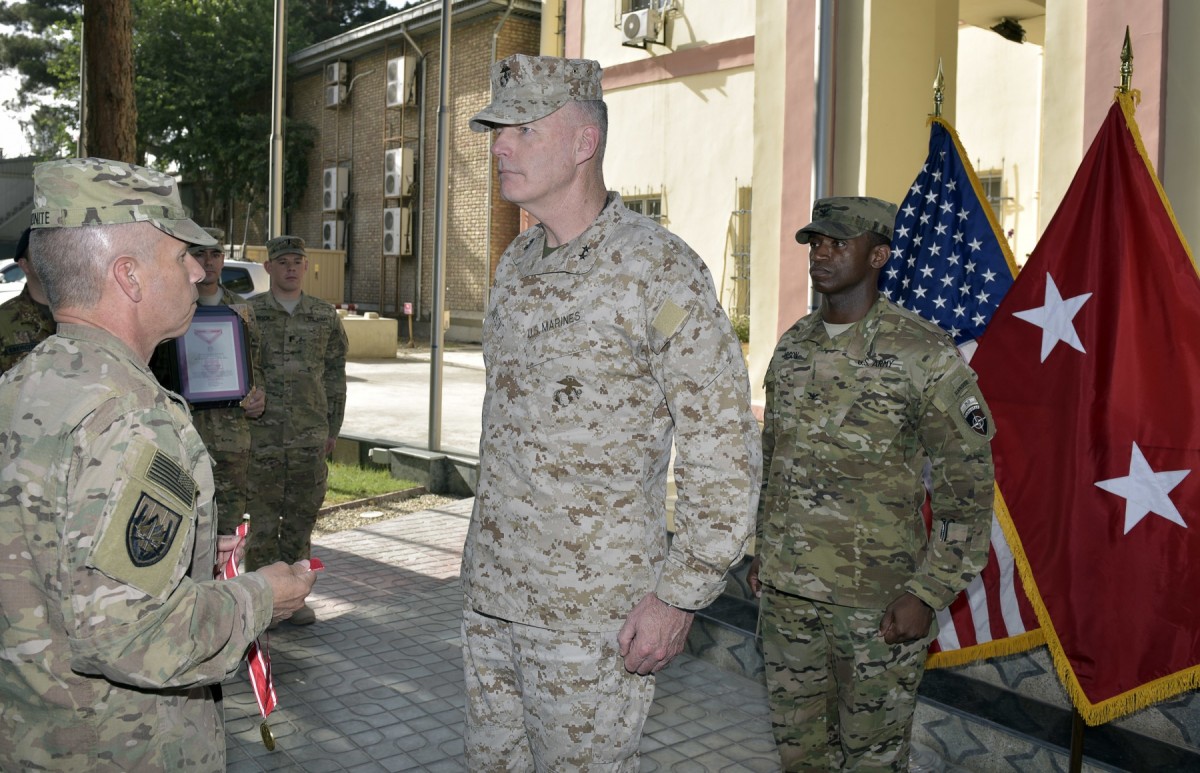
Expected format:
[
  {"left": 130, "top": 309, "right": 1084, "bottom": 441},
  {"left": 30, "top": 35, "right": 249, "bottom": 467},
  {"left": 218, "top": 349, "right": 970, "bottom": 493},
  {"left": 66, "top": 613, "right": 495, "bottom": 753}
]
[
  {"left": 469, "top": 54, "right": 603, "bottom": 132},
  {"left": 188, "top": 227, "right": 226, "bottom": 255},
  {"left": 795, "top": 196, "right": 898, "bottom": 244},
  {"left": 266, "top": 235, "right": 307, "bottom": 261},
  {"left": 30, "top": 157, "right": 216, "bottom": 247}
]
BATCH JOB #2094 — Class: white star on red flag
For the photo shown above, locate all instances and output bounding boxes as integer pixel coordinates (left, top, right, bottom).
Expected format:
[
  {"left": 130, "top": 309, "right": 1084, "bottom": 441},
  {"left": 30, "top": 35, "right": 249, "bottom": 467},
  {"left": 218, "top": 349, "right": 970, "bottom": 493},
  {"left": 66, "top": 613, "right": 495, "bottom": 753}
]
[
  {"left": 1095, "top": 442, "right": 1190, "bottom": 534},
  {"left": 1012, "top": 273, "right": 1092, "bottom": 362}
]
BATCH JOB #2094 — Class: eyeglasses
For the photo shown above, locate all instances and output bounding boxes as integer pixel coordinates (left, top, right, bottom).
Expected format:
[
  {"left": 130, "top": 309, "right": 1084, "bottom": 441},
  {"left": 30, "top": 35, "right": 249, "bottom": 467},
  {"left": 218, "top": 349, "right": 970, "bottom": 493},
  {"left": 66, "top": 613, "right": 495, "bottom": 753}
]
[{"left": 191, "top": 250, "right": 225, "bottom": 260}]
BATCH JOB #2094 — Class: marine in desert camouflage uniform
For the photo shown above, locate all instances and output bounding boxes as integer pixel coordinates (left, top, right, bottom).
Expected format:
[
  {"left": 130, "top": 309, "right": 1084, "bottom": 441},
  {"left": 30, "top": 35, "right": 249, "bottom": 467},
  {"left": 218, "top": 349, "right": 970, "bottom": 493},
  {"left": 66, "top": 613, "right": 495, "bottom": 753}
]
[
  {"left": 246, "top": 235, "right": 346, "bottom": 626},
  {"left": 0, "top": 227, "right": 55, "bottom": 375},
  {"left": 0, "top": 157, "right": 317, "bottom": 772},
  {"left": 462, "top": 54, "right": 762, "bottom": 770},
  {"left": 748, "top": 197, "right": 995, "bottom": 771}
]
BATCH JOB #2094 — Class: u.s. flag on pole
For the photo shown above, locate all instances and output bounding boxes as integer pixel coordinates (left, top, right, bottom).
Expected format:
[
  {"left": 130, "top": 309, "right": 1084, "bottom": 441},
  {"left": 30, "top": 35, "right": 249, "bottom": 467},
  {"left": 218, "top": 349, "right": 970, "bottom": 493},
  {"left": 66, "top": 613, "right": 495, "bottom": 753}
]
[{"left": 879, "top": 117, "right": 1043, "bottom": 667}]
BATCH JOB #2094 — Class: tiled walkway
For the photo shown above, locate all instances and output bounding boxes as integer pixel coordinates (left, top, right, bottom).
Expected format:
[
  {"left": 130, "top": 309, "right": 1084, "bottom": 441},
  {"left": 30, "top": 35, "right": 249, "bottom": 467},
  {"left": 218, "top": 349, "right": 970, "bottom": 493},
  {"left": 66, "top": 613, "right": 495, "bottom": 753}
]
[{"left": 223, "top": 499, "right": 781, "bottom": 772}]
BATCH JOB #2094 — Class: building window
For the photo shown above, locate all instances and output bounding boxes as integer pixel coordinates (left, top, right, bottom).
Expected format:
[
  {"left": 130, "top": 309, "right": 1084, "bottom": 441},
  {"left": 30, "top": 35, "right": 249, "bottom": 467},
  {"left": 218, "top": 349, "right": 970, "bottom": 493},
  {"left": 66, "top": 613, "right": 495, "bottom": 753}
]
[
  {"left": 624, "top": 195, "right": 663, "bottom": 223},
  {"left": 978, "top": 171, "right": 1003, "bottom": 211}
]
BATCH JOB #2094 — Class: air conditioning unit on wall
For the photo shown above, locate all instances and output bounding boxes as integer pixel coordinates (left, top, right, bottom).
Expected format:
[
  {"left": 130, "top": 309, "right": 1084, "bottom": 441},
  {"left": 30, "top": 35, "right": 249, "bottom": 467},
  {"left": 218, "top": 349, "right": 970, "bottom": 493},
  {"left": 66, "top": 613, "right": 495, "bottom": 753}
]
[
  {"left": 382, "top": 206, "right": 411, "bottom": 256},
  {"left": 322, "top": 166, "right": 349, "bottom": 212},
  {"left": 325, "top": 61, "right": 348, "bottom": 85},
  {"left": 325, "top": 83, "right": 347, "bottom": 108},
  {"left": 386, "top": 56, "right": 416, "bottom": 107},
  {"left": 383, "top": 147, "right": 415, "bottom": 199},
  {"left": 621, "top": 8, "right": 661, "bottom": 47},
  {"left": 322, "top": 219, "right": 345, "bottom": 250}
]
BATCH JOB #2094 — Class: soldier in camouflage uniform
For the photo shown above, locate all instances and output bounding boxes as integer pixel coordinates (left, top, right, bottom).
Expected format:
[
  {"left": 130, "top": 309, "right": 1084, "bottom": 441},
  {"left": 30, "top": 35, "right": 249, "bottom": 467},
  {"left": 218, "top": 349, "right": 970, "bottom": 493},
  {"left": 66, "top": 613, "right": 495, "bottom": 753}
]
[
  {"left": 748, "top": 197, "right": 995, "bottom": 771},
  {"left": 187, "top": 228, "right": 267, "bottom": 533},
  {"left": 246, "top": 235, "right": 347, "bottom": 626},
  {"left": 0, "top": 157, "right": 317, "bottom": 772},
  {"left": 462, "top": 54, "right": 762, "bottom": 770},
  {"left": 0, "top": 227, "right": 56, "bottom": 374}
]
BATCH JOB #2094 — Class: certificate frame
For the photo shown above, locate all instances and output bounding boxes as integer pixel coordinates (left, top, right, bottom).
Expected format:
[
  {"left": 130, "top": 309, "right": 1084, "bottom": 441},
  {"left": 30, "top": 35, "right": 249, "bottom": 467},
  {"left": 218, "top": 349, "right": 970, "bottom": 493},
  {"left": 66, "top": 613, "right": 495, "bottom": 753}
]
[{"left": 172, "top": 305, "right": 252, "bottom": 408}]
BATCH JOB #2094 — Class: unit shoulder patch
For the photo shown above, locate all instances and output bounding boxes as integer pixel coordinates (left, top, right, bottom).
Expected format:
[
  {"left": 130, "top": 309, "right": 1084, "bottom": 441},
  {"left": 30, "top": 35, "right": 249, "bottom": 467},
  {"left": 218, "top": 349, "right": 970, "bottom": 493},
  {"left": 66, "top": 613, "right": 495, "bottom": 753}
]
[{"left": 89, "top": 440, "right": 195, "bottom": 598}]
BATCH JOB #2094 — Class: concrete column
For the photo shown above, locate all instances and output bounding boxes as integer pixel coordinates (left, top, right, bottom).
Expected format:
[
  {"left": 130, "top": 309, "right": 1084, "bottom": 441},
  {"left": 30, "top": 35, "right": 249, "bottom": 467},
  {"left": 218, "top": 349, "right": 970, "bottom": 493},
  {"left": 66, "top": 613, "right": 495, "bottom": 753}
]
[
  {"left": 831, "top": 0, "right": 959, "bottom": 203},
  {"left": 1040, "top": 0, "right": 1185, "bottom": 239},
  {"left": 1164, "top": 0, "right": 1200, "bottom": 254},
  {"left": 747, "top": 0, "right": 817, "bottom": 402}
]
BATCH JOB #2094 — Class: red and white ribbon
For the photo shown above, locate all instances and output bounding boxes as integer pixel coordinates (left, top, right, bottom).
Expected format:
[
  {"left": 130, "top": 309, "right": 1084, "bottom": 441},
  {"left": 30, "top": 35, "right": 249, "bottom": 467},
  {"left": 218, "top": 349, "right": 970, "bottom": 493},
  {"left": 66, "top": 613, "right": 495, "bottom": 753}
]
[{"left": 221, "top": 519, "right": 277, "bottom": 718}]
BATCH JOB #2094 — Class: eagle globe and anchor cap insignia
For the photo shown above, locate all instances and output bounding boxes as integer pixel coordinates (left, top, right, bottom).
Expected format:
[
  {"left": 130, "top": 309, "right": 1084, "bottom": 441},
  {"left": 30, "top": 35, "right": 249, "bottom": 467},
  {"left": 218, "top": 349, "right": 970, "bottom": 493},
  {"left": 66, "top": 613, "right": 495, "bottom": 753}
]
[
  {"left": 554, "top": 376, "right": 583, "bottom": 406},
  {"left": 126, "top": 493, "right": 184, "bottom": 567},
  {"left": 960, "top": 395, "right": 990, "bottom": 436}
]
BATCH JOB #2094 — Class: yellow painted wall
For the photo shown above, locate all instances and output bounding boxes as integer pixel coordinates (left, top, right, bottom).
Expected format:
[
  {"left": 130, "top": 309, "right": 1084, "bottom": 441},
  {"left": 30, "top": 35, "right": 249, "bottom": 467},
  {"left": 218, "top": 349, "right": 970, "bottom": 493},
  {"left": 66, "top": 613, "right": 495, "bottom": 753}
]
[{"left": 1164, "top": 0, "right": 1200, "bottom": 256}]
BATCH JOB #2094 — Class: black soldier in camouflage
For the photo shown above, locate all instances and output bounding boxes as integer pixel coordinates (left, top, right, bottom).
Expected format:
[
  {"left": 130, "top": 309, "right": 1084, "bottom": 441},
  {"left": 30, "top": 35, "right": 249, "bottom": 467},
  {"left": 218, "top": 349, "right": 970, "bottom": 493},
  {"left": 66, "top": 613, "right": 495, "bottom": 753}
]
[{"left": 749, "top": 196, "right": 995, "bottom": 771}]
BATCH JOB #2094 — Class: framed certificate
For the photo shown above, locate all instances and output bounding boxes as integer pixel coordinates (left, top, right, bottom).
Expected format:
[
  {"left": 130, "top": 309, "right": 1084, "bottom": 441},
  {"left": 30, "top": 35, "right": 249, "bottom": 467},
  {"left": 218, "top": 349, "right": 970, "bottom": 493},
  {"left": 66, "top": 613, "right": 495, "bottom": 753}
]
[{"left": 166, "top": 305, "right": 252, "bottom": 408}]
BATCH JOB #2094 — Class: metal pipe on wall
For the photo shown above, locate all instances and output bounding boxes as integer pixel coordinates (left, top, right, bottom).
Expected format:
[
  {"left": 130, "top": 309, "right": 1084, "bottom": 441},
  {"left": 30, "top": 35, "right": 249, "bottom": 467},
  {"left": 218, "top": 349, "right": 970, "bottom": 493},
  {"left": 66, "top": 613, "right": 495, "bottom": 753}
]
[
  {"left": 401, "top": 28, "right": 427, "bottom": 323},
  {"left": 268, "top": 0, "right": 287, "bottom": 238},
  {"left": 811, "top": 0, "right": 836, "bottom": 312},
  {"left": 428, "top": 0, "right": 452, "bottom": 452}
]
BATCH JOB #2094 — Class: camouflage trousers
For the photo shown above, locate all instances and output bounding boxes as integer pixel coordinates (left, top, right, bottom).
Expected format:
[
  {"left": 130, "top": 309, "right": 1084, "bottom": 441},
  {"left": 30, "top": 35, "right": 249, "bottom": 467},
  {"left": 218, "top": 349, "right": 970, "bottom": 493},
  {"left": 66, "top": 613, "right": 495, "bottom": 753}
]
[
  {"left": 462, "top": 607, "right": 654, "bottom": 772},
  {"left": 759, "top": 588, "right": 933, "bottom": 772},
  {"left": 244, "top": 445, "right": 328, "bottom": 570},
  {"left": 210, "top": 447, "right": 252, "bottom": 534}
]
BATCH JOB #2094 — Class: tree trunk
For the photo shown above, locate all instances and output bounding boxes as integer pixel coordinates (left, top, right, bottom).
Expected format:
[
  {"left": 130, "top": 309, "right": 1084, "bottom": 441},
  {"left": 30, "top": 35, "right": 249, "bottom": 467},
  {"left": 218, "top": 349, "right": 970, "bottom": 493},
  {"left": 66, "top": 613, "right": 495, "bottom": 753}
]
[{"left": 82, "top": 0, "right": 137, "bottom": 162}]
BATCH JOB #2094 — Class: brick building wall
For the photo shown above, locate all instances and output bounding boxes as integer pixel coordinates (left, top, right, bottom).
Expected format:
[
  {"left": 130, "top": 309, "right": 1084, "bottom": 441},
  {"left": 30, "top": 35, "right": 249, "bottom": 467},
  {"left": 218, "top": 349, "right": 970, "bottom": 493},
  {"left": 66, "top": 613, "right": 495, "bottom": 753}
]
[{"left": 289, "top": 11, "right": 540, "bottom": 338}]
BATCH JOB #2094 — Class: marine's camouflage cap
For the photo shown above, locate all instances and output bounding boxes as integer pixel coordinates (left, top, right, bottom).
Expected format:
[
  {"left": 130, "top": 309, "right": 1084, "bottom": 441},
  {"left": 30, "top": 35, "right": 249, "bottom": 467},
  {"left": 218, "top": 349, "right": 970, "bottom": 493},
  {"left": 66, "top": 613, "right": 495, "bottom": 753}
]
[
  {"left": 188, "top": 227, "right": 226, "bottom": 255},
  {"left": 266, "top": 235, "right": 307, "bottom": 261},
  {"left": 30, "top": 157, "right": 216, "bottom": 247},
  {"left": 795, "top": 196, "right": 898, "bottom": 243},
  {"left": 469, "top": 54, "right": 603, "bottom": 132}
]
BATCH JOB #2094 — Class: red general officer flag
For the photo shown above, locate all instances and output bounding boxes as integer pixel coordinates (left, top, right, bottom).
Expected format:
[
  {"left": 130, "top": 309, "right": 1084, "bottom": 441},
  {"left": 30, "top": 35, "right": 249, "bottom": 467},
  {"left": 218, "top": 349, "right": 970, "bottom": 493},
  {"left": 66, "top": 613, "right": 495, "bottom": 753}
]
[{"left": 971, "top": 91, "right": 1200, "bottom": 725}]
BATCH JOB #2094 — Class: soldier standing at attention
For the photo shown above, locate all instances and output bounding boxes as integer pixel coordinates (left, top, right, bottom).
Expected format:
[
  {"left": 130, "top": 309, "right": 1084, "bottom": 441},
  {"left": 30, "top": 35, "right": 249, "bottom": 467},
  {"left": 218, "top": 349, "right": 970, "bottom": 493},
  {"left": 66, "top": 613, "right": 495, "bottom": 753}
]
[
  {"left": 461, "top": 54, "right": 761, "bottom": 770},
  {"left": 246, "top": 235, "right": 347, "bottom": 626},
  {"left": 0, "top": 226, "right": 56, "bottom": 374},
  {"left": 188, "top": 228, "right": 267, "bottom": 533},
  {"left": 0, "top": 157, "right": 316, "bottom": 772},
  {"left": 748, "top": 197, "right": 995, "bottom": 771}
]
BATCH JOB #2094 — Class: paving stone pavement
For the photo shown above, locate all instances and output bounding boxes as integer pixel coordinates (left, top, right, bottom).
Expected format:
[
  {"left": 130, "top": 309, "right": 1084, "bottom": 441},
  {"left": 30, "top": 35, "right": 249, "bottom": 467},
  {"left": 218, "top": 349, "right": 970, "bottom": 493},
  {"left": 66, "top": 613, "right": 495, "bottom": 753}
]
[{"left": 223, "top": 498, "right": 781, "bottom": 772}]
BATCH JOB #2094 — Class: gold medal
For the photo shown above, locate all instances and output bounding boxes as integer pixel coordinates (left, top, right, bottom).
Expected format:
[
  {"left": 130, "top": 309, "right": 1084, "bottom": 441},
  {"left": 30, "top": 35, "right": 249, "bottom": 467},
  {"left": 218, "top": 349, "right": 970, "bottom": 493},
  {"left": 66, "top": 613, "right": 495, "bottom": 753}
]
[{"left": 260, "top": 721, "right": 276, "bottom": 751}]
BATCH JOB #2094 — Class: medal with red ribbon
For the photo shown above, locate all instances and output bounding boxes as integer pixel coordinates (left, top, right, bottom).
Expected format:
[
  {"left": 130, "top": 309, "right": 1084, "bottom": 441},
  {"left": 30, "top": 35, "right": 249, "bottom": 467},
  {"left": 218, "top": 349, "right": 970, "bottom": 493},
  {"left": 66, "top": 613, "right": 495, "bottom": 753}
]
[{"left": 221, "top": 517, "right": 278, "bottom": 749}]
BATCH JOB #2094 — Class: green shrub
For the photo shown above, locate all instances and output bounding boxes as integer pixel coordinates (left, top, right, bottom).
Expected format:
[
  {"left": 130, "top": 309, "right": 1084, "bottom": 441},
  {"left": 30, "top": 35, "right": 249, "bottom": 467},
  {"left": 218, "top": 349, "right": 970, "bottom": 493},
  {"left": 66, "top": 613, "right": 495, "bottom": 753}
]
[{"left": 730, "top": 314, "right": 750, "bottom": 343}]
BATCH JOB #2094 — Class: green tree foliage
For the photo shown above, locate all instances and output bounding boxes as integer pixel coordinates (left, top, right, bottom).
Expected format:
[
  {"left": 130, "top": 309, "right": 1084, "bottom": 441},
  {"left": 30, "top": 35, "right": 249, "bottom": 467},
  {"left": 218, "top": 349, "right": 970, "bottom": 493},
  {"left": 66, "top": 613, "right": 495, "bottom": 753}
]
[{"left": 0, "top": 0, "right": 391, "bottom": 221}]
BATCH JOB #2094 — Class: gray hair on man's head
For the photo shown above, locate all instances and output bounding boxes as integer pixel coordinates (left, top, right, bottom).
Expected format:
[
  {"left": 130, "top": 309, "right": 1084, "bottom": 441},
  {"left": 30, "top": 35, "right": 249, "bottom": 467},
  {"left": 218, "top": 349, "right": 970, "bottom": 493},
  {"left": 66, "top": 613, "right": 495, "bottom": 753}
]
[
  {"left": 570, "top": 99, "right": 608, "bottom": 165},
  {"left": 30, "top": 222, "right": 154, "bottom": 311}
]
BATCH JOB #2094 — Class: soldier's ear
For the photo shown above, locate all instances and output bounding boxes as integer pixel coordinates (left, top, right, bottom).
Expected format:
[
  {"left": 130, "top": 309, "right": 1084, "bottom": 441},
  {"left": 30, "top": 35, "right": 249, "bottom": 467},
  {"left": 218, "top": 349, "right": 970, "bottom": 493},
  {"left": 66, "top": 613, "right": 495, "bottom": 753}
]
[
  {"left": 869, "top": 243, "right": 890, "bottom": 269},
  {"left": 113, "top": 255, "right": 143, "bottom": 302}
]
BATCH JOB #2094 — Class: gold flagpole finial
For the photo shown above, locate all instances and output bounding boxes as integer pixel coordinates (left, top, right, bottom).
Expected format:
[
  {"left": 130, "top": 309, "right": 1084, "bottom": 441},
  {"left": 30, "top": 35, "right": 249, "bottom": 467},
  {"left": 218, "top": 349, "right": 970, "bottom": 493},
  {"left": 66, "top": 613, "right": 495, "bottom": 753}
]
[
  {"left": 932, "top": 58, "right": 945, "bottom": 118},
  {"left": 1119, "top": 26, "right": 1133, "bottom": 93}
]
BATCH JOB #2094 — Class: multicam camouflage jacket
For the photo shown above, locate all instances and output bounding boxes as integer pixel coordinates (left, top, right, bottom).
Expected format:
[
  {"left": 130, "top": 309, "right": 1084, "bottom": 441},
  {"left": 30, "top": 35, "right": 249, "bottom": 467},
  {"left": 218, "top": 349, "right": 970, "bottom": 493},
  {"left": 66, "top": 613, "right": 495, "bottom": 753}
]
[
  {"left": 462, "top": 193, "right": 762, "bottom": 631},
  {"left": 756, "top": 296, "right": 995, "bottom": 611},
  {"left": 249, "top": 292, "right": 347, "bottom": 451},
  {"left": 0, "top": 323, "right": 274, "bottom": 772},
  {"left": 0, "top": 286, "right": 56, "bottom": 375},
  {"left": 191, "top": 286, "right": 265, "bottom": 455}
]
